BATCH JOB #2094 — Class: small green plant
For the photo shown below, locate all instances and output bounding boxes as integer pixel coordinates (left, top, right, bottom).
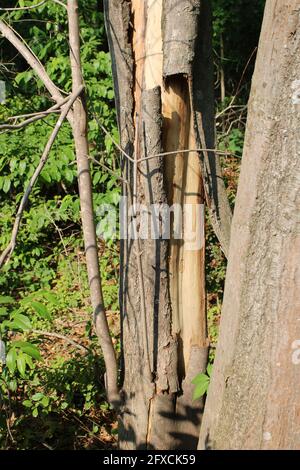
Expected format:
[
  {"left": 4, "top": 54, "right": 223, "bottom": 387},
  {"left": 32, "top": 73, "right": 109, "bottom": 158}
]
[
  {"left": 192, "top": 364, "right": 213, "bottom": 400},
  {"left": 0, "top": 295, "right": 42, "bottom": 377}
]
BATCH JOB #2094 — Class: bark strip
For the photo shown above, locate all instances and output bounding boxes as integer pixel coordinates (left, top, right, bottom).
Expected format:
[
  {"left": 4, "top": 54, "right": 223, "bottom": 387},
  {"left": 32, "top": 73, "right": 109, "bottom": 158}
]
[
  {"left": 163, "top": 0, "right": 201, "bottom": 78},
  {"left": 162, "top": 0, "right": 232, "bottom": 257}
]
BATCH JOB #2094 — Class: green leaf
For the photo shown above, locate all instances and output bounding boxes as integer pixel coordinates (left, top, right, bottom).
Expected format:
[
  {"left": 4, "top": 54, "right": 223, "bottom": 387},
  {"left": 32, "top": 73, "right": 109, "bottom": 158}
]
[
  {"left": 19, "top": 161, "right": 26, "bottom": 175},
  {"left": 32, "top": 407, "right": 39, "bottom": 418},
  {"left": 40, "top": 291, "right": 59, "bottom": 306},
  {"left": 23, "top": 400, "right": 33, "bottom": 408},
  {"left": 207, "top": 363, "right": 213, "bottom": 377},
  {"left": 41, "top": 170, "right": 51, "bottom": 183},
  {"left": 192, "top": 373, "right": 210, "bottom": 400},
  {"left": 192, "top": 373, "right": 209, "bottom": 386},
  {"left": 41, "top": 396, "right": 49, "bottom": 407},
  {"left": 6, "top": 348, "right": 17, "bottom": 374},
  {"left": 10, "top": 157, "right": 18, "bottom": 172},
  {"left": 12, "top": 341, "right": 41, "bottom": 360},
  {"left": 8, "top": 380, "right": 17, "bottom": 392},
  {"left": 17, "top": 354, "right": 26, "bottom": 377},
  {"left": 193, "top": 378, "right": 210, "bottom": 400},
  {"left": 65, "top": 168, "right": 74, "bottom": 183},
  {"left": 24, "top": 353, "right": 34, "bottom": 369},
  {"left": 0, "top": 296, "right": 14, "bottom": 305},
  {"left": 93, "top": 171, "right": 101, "bottom": 185},
  {"left": 31, "top": 301, "right": 52, "bottom": 321},
  {"left": 0, "top": 307, "right": 8, "bottom": 316},
  {"left": 32, "top": 393, "right": 44, "bottom": 402},
  {"left": 10, "top": 313, "right": 31, "bottom": 331}
]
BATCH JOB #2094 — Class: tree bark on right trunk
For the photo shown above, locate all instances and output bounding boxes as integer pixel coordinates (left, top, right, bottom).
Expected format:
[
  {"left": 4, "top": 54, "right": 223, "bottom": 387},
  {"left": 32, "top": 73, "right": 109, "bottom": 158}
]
[{"left": 199, "top": 0, "right": 300, "bottom": 450}]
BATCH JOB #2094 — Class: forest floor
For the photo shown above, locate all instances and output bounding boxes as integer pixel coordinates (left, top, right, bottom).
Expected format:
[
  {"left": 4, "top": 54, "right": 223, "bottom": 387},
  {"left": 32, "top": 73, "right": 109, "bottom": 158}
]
[{"left": 3, "top": 244, "right": 120, "bottom": 450}]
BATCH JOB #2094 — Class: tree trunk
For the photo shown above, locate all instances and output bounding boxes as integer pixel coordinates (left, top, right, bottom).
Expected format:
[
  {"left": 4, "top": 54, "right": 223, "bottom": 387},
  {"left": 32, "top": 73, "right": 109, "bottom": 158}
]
[
  {"left": 67, "top": 0, "right": 119, "bottom": 405},
  {"left": 199, "top": 0, "right": 300, "bottom": 450},
  {"left": 104, "top": 0, "right": 231, "bottom": 449}
]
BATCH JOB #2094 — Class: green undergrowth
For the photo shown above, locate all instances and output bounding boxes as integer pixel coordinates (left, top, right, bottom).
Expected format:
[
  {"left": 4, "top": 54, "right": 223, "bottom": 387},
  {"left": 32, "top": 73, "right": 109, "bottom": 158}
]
[{"left": 0, "top": 242, "right": 119, "bottom": 449}]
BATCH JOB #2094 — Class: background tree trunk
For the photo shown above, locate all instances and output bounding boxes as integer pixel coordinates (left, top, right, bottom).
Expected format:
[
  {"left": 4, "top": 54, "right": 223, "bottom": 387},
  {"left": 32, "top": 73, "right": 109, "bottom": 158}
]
[
  {"left": 104, "top": 0, "right": 231, "bottom": 449},
  {"left": 198, "top": 0, "right": 300, "bottom": 450}
]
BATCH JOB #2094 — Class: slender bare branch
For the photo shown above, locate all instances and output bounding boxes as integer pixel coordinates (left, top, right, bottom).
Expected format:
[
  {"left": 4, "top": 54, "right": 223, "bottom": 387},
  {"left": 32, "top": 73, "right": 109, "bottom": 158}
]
[
  {"left": 67, "top": 0, "right": 119, "bottom": 407},
  {"left": 52, "top": 0, "right": 67, "bottom": 9},
  {"left": 152, "top": 148, "right": 241, "bottom": 160},
  {"left": 216, "top": 47, "right": 257, "bottom": 120},
  {"left": 30, "top": 329, "right": 90, "bottom": 354},
  {"left": 0, "top": 19, "right": 73, "bottom": 122},
  {"left": 88, "top": 154, "right": 129, "bottom": 185},
  {"left": 92, "top": 112, "right": 133, "bottom": 162},
  {"left": 0, "top": 96, "right": 70, "bottom": 131},
  {"left": 0, "top": 85, "right": 83, "bottom": 268}
]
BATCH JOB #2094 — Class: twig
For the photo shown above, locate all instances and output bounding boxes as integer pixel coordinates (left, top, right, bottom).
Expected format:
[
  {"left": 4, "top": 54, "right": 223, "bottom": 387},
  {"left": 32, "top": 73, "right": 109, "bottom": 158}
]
[
  {"left": 61, "top": 410, "right": 108, "bottom": 444},
  {"left": 93, "top": 112, "right": 133, "bottom": 162},
  {"left": 0, "top": 96, "right": 70, "bottom": 131},
  {"left": 52, "top": 0, "right": 67, "bottom": 9},
  {"left": 67, "top": 0, "right": 119, "bottom": 407},
  {"left": 0, "top": 19, "right": 72, "bottom": 122},
  {"left": 44, "top": 206, "right": 75, "bottom": 276},
  {"left": 0, "top": 85, "right": 83, "bottom": 268},
  {"left": 88, "top": 155, "right": 129, "bottom": 185},
  {"left": 30, "top": 329, "right": 90, "bottom": 353},
  {"left": 41, "top": 442, "right": 54, "bottom": 450},
  {"left": 152, "top": 148, "right": 242, "bottom": 160},
  {"left": 0, "top": 1, "right": 47, "bottom": 11},
  {"left": 216, "top": 47, "right": 257, "bottom": 120},
  {"left": 93, "top": 113, "right": 241, "bottom": 161}
]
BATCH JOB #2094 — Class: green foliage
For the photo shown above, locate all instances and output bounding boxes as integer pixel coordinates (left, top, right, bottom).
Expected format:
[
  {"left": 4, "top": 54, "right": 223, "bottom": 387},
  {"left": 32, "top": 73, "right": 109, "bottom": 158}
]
[
  {"left": 192, "top": 364, "right": 213, "bottom": 400},
  {"left": 0, "top": 294, "right": 51, "bottom": 378},
  {"left": 0, "top": 0, "right": 119, "bottom": 450},
  {"left": 0, "top": 252, "right": 117, "bottom": 449},
  {"left": 213, "top": 0, "right": 266, "bottom": 96}
]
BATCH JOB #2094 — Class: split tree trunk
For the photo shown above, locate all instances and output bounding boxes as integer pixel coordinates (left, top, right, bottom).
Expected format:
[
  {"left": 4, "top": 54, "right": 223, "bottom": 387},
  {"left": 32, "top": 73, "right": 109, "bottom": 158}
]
[
  {"left": 104, "top": 0, "right": 231, "bottom": 449},
  {"left": 198, "top": 0, "right": 300, "bottom": 450}
]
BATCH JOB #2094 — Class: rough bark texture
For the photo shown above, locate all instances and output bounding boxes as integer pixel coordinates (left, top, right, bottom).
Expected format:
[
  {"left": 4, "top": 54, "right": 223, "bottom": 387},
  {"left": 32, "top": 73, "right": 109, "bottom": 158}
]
[
  {"left": 104, "top": 0, "right": 228, "bottom": 449},
  {"left": 163, "top": 0, "right": 201, "bottom": 77},
  {"left": 199, "top": 0, "right": 300, "bottom": 450}
]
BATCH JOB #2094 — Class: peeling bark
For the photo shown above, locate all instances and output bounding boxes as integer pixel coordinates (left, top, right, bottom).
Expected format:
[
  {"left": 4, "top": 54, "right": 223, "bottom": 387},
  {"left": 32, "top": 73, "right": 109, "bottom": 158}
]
[
  {"left": 198, "top": 0, "right": 300, "bottom": 450},
  {"left": 104, "top": 0, "right": 227, "bottom": 449},
  {"left": 162, "top": 0, "right": 201, "bottom": 78}
]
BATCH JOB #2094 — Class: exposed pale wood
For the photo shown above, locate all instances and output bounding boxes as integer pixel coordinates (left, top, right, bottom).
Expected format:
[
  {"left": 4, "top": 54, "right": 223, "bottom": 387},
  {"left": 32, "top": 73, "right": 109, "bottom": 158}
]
[{"left": 105, "top": 0, "right": 213, "bottom": 449}]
